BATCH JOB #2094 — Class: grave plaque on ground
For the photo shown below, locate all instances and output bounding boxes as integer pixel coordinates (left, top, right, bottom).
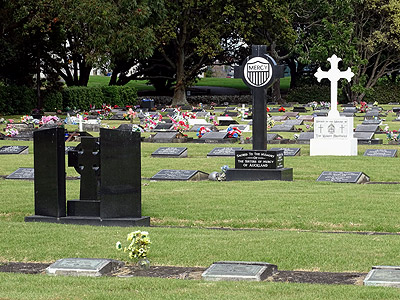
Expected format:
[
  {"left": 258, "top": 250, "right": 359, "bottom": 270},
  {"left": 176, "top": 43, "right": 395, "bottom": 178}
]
[
  {"left": 283, "top": 119, "right": 303, "bottom": 126},
  {"left": 270, "top": 124, "right": 295, "bottom": 132},
  {"left": 0, "top": 145, "right": 29, "bottom": 154},
  {"left": 292, "top": 106, "right": 307, "bottom": 112},
  {"left": 363, "top": 149, "right": 397, "bottom": 157},
  {"left": 317, "top": 171, "right": 370, "bottom": 184},
  {"left": 188, "top": 118, "right": 208, "bottom": 126},
  {"left": 235, "top": 150, "right": 284, "bottom": 169},
  {"left": 364, "top": 266, "right": 400, "bottom": 287},
  {"left": 151, "top": 147, "right": 188, "bottom": 158},
  {"left": 355, "top": 124, "right": 379, "bottom": 133},
  {"left": 313, "top": 110, "right": 328, "bottom": 117},
  {"left": 46, "top": 258, "right": 123, "bottom": 277},
  {"left": 152, "top": 132, "right": 179, "bottom": 143},
  {"left": 271, "top": 116, "right": 288, "bottom": 122},
  {"left": 269, "top": 147, "right": 300, "bottom": 156},
  {"left": 6, "top": 168, "right": 34, "bottom": 180},
  {"left": 297, "top": 132, "right": 314, "bottom": 144},
  {"left": 189, "top": 124, "right": 217, "bottom": 132},
  {"left": 207, "top": 147, "right": 243, "bottom": 157},
  {"left": 199, "top": 132, "right": 228, "bottom": 141},
  {"left": 153, "top": 123, "right": 174, "bottom": 131},
  {"left": 151, "top": 169, "right": 209, "bottom": 181},
  {"left": 202, "top": 261, "right": 277, "bottom": 281},
  {"left": 362, "top": 119, "right": 381, "bottom": 125},
  {"left": 284, "top": 112, "right": 299, "bottom": 118},
  {"left": 217, "top": 116, "right": 237, "bottom": 126},
  {"left": 298, "top": 115, "right": 314, "bottom": 122}
]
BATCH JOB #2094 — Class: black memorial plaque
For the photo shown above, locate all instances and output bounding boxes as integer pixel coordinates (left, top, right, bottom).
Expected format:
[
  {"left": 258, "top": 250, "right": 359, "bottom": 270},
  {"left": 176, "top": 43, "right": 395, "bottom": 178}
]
[
  {"left": 151, "top": 169, "right": 209, "bottom": 181},
  {"left": 270, "top": 124, "right": 295, "bottom": 132},
  {"left": 235, "top": 150, "right": 284, "bottom": 169},
  {"left": 153, "top": 123, "right": 174, "bottom": 131},
  {"left": 269, "top": 147, "right": 300, "bottom": 156},
  {"left": 363, "top": 149, "right": 397, "bottom": 157},
  {"left": 0, "top": 145, "right": 29, "bottom": 154},
  {"left": 355, "top": 124, "right": 379, "bottom": 132},
  {"left": 317, "top": 171, "right": 370, "bottom": 183},
  {"left": 6, "top": 168, "right": 34, "bottom": 180},
  {"left": 152, "top": 132, "right": 179, "bottom": 142},
  {"left": 200, "top": 132, "right": 228, "bottom": 140},
  {"left": 151, "top": 147, "right": 188, "bottom": 157},
  {"left": 207, "top": 147, "right": 243, "bottom": 157}
]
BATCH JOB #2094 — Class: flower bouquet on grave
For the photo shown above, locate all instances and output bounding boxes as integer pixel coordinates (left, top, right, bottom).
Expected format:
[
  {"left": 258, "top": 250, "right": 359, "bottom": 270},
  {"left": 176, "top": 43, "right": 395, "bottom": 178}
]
[
  {"left": 173, "top": 120, "right": 189, "bottom": 137},
  {"left": 116, "top": 230, "right": 151, "bottom": 269},
  {"left": 39, "top": 115, "right": 62, "bottom": 126},
  {"left": 4, "top": 124, "right": 18, "bottom": 137},
  {"left": 227, "top": 126, "right": 241, "bottom": 138},
  {"left": 279, "top": 106, "right": 285, "bottom": 112},
  {"left": 21, "top": 115, "right": 34, "bottom": 124},
  {"left": 386, "top": 128, "right": 399, "bottom": 142},
  {"left": 123, "top": 108, "right": 137, "bottom": 123},
  {"left": 267, "top": 119, "right": 275, "bottom": 130},
  {"left": 196, "top": 126, "right": 211, "bottom": 138},
  {"left": 359, "top": 101, "right": 367, "bottom": 113}
]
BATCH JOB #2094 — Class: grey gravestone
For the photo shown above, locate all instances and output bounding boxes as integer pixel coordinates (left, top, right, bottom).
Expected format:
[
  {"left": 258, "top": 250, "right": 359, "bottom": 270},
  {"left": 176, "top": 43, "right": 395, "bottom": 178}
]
[
  {"left": 0, "top": 145, "right": 29, "bottom": 154},
  {"left": 152, "top": 132, "right": 179, "bottom": 142},
  {"left": 82, "top": 123, "right": 100, "bottom": 132},
  {"left": 393, "top": 107, "right": 400, "bottom": 113},
  {"left": 284, "top": 112, "right": 299, "bottom": 118},
  {"left": 202, "top": 261, "right": 277, "bottom": 281},
  {"left": 196, "top": 112, "right": 209, "bottom": 118},
  {"left": 46, "top": 258, "right": 123, "bottom": 277},
  {"left": 283, "top": 119, "right": 303, "bottom": 126},
  {"left": 317, "top": 171, "right": 370, "bottom": 184},
  {"left": 269, "top": 147, "right": 301, "bottom": 156},
  {"left": 355, "top": 124, "right": 379, "bottom": 132},
  {"left": 267, "top": 133, "right": 282, "bottom": 141},
  {"left": 362, "top": 119, "right": 381, "bottom": 125},
  {"left": 151, "top": 169, "right": 209, "bottom": 181},
  {"left": 298, "top": 115, "right": 314, "bottom": 122},
  {"left": 207, "top": 147, "right": 243, "bottom": 157},
  {"left": 363, "top": 149, "right": 397, "bottom": 157},
  {"left": 271, "top": 116, "right": 288, "bottom": 122},
  {"left": 153, "top": 123, "right": 174, "bottom": 131},
  {"left": 314, "top": 110, "right": 328, "bottom": 117},
  {"left": 354, "top": 132, "right": 374, "bottom": 141},
  {"left": 343, "top": 107, "right": 357, "bottom": 113},
  {"left": 189, "top": 124, "right": 217, "bottom": 132},
  {"left": 297, "top": 132, "right": 314, "bottom": 143},
  {"left": 200, "top": 132, "right": 228, "bottom": 141},
  {"left": 364, "top": 266, "right": 400, "bottom": 287},
  {"left": 6, "top": 168, "right": 34, "bottom": 180},
  {"left": 151, "top": 147, "right": 188, "bottom": 158},
  {"left": 270, "top": 124, "right": 295, "bottom": 132},
  {"left": 340, "top": 112, "right": 354, "bottom": 117}
]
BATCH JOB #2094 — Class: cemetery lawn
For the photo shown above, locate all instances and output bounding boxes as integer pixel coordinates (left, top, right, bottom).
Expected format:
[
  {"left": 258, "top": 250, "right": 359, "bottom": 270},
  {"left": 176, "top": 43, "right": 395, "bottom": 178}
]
[{"left": 1, "top": 125, "right": 400, "bottom": 298}]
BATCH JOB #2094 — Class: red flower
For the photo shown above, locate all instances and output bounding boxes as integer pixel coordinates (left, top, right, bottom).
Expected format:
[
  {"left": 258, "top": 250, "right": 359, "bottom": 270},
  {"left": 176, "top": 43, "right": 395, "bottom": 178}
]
[{"left": 267, "top": 107, "right": 270, "bottom": 112}]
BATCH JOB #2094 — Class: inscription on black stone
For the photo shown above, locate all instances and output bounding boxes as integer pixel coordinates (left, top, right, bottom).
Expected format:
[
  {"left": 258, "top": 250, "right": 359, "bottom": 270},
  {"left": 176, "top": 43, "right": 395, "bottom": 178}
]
[
  {"left": 151, "top": 147, "right": 187, "bottom": 157},
  {"left": 6, "top": 168, "right": 34, "bottom": 179},
  {"left": 317, "top": 171, "right": 369, "bottom": 183},
  {"left": 235, "top": 150, "right": 284, "bottom": 169},
  {"left": 207, "top": 147, "right": 243, "bottom": 157},
  {"left": 363, "top": 149, "right": 397, "bottom": 157},
  {"left": 0, "top": 145, "right": 29, "bottom": 154},
  {"left": 269, "top": 147, "right": 300, "bottom": 157}
]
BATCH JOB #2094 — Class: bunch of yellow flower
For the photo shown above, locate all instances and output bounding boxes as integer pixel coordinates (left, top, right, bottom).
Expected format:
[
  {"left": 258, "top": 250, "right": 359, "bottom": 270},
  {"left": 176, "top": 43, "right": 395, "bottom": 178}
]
[{"left": 116, "top": 230, "right": 151, "bottom": 260}]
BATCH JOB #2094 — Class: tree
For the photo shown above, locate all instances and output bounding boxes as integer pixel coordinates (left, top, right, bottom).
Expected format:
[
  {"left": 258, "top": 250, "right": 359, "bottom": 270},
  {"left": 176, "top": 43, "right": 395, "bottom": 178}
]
[{"left": 143, "top": 0, "right": 247, "bottom": 106}]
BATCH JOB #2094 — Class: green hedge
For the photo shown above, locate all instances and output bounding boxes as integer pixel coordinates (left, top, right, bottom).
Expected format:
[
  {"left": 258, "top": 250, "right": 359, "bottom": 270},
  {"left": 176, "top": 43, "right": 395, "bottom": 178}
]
[
  {"left": 0, "top": 86, "right": 36, "bottom": 115},
  {"left": 363, "top": 82, "right": 400, "bottom": 104},
  {"left": 286, "top": 85, "right": 344, "bottom": 104}
]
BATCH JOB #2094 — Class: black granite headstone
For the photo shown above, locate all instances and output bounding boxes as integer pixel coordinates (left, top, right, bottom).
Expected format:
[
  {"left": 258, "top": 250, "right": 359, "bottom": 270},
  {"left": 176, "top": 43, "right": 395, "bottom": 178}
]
[
  {"left": 200, "top": 132, "right": 228, "bottom": 140},
  {"left": 33, "top": 128, "right": 66, "bottom": 217},
  {"left": 235, "top": 150, "right": 284, "bottom": 169},
  {"left": 270, "top": 124, "right": 295, "bottom": 132},
  {"left": 153, "top": 123, "right": 174, "bottom": 131},
  {"left": 100, "top": 129, "right": 142, "bottom": 218}
]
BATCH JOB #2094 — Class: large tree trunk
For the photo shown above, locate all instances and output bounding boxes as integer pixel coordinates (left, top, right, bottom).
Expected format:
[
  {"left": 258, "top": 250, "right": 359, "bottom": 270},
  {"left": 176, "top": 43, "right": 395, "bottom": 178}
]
[
  {"left": 271, "top": 80, "right": 284, "bottom": 104},
  {"left": 171, "top": 48, "right": 190, "bottom": 107}
]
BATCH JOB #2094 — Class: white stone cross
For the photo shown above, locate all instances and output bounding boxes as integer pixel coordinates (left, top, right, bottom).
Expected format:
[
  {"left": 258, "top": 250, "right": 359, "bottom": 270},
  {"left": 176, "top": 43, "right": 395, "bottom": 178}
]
[{"left": 315, "top": 54, "right": 354, "bottom": 118}]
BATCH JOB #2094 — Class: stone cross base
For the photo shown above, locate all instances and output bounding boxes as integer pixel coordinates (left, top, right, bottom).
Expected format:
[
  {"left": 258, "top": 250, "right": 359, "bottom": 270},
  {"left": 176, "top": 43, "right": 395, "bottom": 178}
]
[{"left": 310, "top": 138, "right": 358, "bottom": 156}]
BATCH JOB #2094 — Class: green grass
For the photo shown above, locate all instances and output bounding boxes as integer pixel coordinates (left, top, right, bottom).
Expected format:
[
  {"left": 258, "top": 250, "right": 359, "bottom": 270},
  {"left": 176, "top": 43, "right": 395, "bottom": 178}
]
[{"left": 2, "top": 112, "right": 400, "bottom": 299}]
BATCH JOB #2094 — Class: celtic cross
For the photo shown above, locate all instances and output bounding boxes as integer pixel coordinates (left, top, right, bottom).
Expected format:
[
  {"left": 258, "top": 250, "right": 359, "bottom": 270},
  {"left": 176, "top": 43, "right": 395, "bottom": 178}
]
[{"left": 314, "top": 55, "right": 354, "bottom": 118}]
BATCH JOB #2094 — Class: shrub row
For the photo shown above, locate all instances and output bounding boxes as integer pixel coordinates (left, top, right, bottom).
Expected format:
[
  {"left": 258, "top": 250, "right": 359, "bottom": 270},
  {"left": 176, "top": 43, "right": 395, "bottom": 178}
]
[
  {"left": 0, "top": 86, "right": 36, "bottom": 115},
  {"left": 43, "top": 86, "right": 138, "bottom": 111},
  {"left": 286, "top": 85, "right": 338, "bottom": 104},
  {"left": 363, "top": 82, "right": 400, "bottom": 104},
  {"left": 0, "top": 85, "right": 138, "bottom": 114}
]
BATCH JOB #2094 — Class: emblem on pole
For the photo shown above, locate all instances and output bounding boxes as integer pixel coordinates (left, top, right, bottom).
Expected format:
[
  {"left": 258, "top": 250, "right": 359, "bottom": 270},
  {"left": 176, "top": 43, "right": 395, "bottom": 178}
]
[{"left": 244, "top": 57, "right": 272, "bottom": 88}]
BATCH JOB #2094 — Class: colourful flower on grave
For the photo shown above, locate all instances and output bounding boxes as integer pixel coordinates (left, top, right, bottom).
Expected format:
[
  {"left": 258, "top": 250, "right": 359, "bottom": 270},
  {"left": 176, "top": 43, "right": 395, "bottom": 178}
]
[
  {"left": 196, "top": 126, "right": 211, "bottom": 138},
  {"left": 279, "top": 106, "right": 285, "bottom": 112},
  {"left": 226, "top": 126, "right": 241, "bottom": 138},
  {"left": 267, "top": 107, "right": 270, "bottom": 112},
  {"left": 4, "top": 124, "right": 18, "bottom": 137},
  {"left": 117, "top": 230, "right": 151, "bottom": 260}
]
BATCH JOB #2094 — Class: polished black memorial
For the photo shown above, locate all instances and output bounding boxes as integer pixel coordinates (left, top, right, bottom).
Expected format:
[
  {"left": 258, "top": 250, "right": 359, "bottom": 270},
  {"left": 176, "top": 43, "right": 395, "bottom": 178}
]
[{"left": 25, "top": 127, "right": 149, "bottom": 226}]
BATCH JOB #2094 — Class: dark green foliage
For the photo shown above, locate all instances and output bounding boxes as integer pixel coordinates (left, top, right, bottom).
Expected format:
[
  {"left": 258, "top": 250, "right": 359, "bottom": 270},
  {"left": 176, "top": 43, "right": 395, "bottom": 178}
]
[
  {"left": 286, "top": 85, "right": 332, "bottom": 104},
  {"left": 42, "top": 91, "right": 63, "bottom": 112},
  {"left": 0, "top": 86, "right": 36, "bottom": 115},
  {"left": 364, "top": 82, "right": 400, "bottom": 104}
]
